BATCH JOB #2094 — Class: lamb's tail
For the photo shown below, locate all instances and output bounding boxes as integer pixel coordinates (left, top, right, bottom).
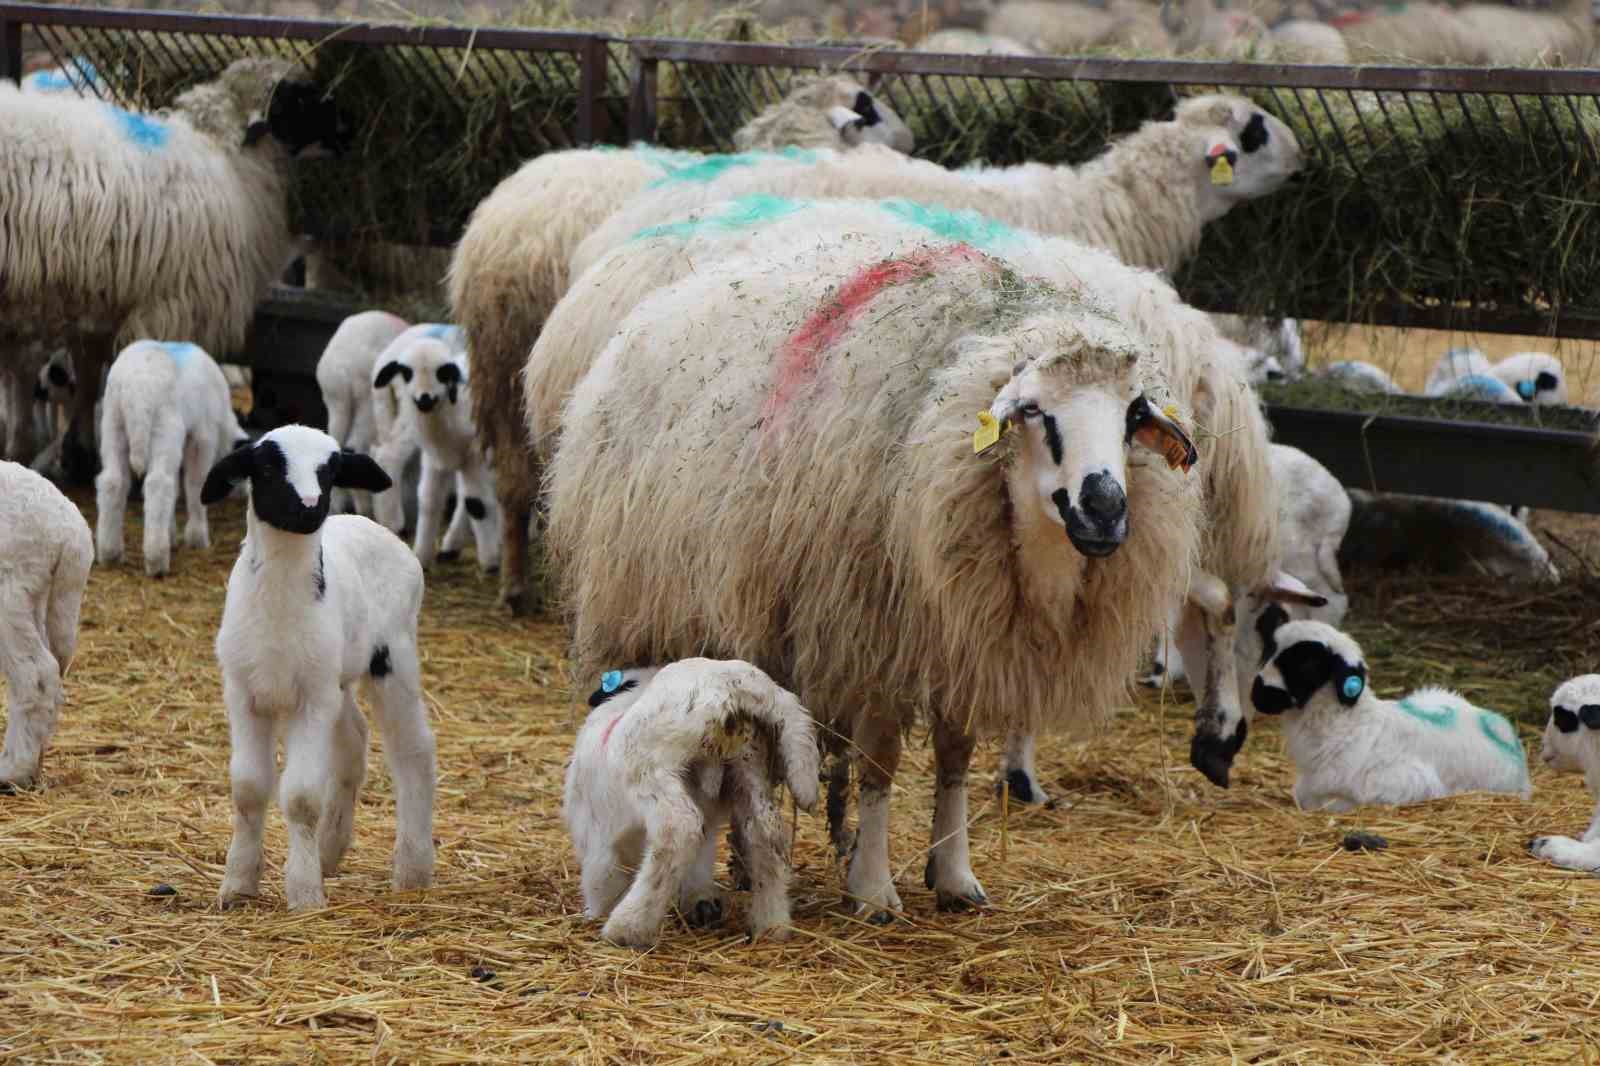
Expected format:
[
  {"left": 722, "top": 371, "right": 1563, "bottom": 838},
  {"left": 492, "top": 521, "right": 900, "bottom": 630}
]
[
  {"left": 752, "top": 683, "right": 821, "bottom": 813},
  {"left": 123, "top": 398, "right": 156, "bottom": 479}
]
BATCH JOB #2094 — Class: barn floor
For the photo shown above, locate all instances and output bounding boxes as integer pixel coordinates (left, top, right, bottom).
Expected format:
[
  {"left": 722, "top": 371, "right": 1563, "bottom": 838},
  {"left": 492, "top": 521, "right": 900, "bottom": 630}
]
[{"left": 5, "top": 483, "right": 1600, "bottom": 1064}]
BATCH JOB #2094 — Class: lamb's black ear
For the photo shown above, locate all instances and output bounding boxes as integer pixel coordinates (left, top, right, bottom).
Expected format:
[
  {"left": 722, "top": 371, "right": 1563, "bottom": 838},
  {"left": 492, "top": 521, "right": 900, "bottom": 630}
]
[
  {"left": 32, "top": 382, "right": 47, "bottom": 402},
  {"left": 332, "top": 450, "right": 392, "bottom": 494},
  {"left": 202, "top": 442, "right": 256, "bottom": 505},
  {"left": 852, "top": 89, "right": 882, "bottom": 127},
  {"left": 1273, "top": 640, "right": 1337, "bottom": 709},
  {"left": 242, "top": 119, "right": 271, "bottom": 148},
  {"left": 373, "top": 361, "right": 411, "bottom": 388}
]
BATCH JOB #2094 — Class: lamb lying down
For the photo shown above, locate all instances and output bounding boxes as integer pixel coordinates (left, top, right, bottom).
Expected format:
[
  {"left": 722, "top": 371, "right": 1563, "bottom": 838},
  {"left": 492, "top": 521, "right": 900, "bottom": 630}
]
[
  {"left": 1530, "top": 674, "right": 1600, "bottom": 874},
  {"left": 563, "top": 658, "right": 820, "bottom": 948},
  {"left": 1251, "top": 619, "right": 1532, "bottom": 812}
]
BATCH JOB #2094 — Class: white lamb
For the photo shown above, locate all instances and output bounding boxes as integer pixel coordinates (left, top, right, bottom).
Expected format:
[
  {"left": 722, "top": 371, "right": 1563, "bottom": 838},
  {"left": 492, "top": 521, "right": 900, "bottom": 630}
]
[
  {"left": 372, "top": 326, "right": 499, "bottom": 572},
  {"left": 1316, "top": 360, "right": 1404, "bottom": 396},
  {"left": 1252, "top": 619, "right": 1532, "bottom": 812},
  {"left": 0, "top": 460, "right": 93, "bottom": 790},
  {"left": 0, "top": 58, "right": 349, "bottom": 483},
  {"left": 315, "top": 309, "right": 412, "bottom": 518},
  {"left": 1491, "top": 352, "right": 1568, "bottom": 407},
  {"left": 95, "top": 340, "right": 249, "bottom": 578},
  {"left": 1530, "top": 674, "right": 1600, "bottom": 874},
  {"left": 565, "top": 658, "right": 821, "bottom": 947},
  {"left": 201, "top": 425, "right": 436, "bottom": 911}
]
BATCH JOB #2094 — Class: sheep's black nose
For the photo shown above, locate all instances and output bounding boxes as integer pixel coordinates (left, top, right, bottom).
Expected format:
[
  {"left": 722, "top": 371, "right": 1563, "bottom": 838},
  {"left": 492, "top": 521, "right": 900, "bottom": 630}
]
[
  {"left": 415, "top": 394, "right": 437, "bottom": 412},
  {"left": 1267, "top": 369, "right": 1286, "bottom": 383},
  {"left": 1078, "top": 471, "right": 1126, "bottom": 524}
]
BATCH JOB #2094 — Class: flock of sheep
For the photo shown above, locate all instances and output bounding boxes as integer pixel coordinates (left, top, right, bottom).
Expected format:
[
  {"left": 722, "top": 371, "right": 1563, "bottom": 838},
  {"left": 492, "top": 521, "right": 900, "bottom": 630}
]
[{"left": 0, "top": 35, "right": 1596, "bottom": 950}]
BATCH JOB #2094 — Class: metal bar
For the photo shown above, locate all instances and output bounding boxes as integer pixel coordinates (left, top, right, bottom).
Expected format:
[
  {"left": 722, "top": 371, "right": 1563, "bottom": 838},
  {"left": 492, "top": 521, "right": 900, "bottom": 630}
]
[
  {"left": 1188, "top": 294, "right": 1600, "bottom": 340},
  {"left": 0, "top": 10, "right": 20, "bottom": 84},
  {"left": 577, "top": 36, "right": 605, "bottom": 144},
  {"left": 627, "top": 51, "right": 658, "bottom": 144}
]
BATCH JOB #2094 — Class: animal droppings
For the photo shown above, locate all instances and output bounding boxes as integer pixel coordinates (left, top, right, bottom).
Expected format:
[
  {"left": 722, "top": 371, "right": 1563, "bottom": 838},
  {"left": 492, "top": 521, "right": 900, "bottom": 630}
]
[{"left": 1342, "top": 832, "right": 1389, "bottom": 852}]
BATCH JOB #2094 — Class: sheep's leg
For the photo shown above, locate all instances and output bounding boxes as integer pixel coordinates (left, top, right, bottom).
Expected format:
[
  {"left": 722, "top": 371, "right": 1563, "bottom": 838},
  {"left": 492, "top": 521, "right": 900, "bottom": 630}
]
[
  {"left": 181, "top": 431, "right": 214, "bottom": 551},
  {"left": 995, "top": 727, "right": 1048, "bottom": 806},
  {"left": 61, "top": 339, "right": 107, "bottom": 483},
  {"left": 581, "top": 840, "right": 635, "bottom": 922},
  {"left": 93, "top": 402, "right": 129, "bottom": 566},
  {"left": 412, "top": 459, "right": 450, "bottom": 568},
  {"left": 926, "top": 717, "right": 987, "bottom": 911},
  {"left": 731, "top": 758, "right": 795, "bottom": 942},
  {"left": 494, "top": 426, "right": 536, "bottom": 617},
  {"left": 318, "top": 689, "right": 369, "bottom": 878},
  {"left": 371, "top": 434, "right": 416, "bottom": 535},
  {"left": 139, "top": 414, "right": 184, "bottom": 578},
  {"left": 438, "top": 472, "right": 470, "bottom": 560},
  {"left": 325, "top": 396, "right": 357, "bottom": 515},
  {"left": 0, "top": 618, "right": 63, "bottom": 791},
  {"left": 366, "top": 640, "right": 436, "bottom": 893},
  {"left": 279, "top": 700, "right": 338, "bottom": 911},
  {"left": 825, "top": 748, "right": 854, "bottom": 859},
  {"left": 0, "top": 368, "right": 31, "bottom": 461},
  {"left": 218, "top": 679, "right": 274, "bottom": 908},
  {"left": 345, "top": 403, "right": 377, "bottom": 518},
  {"left": 680, "top": 816, "right": 726, "bottom": 928},
  {"left": 601, "top": 772, "right": 704, "bottom": 948},
  {"left": 1530, "top": 820, "right": 1600, "bottom": 873},
  {"left": 459, "top": 461, "right": 502, "bottom": 574},
  {"left": 845, "top": 713, "right": 903, "bottom": 922}
]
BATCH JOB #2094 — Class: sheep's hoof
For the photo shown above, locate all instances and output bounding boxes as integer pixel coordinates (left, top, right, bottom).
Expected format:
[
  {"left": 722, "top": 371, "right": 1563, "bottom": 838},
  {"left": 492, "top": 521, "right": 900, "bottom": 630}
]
[
  {"left": 865, "top": 908, "right": 895, "bottom": 926},
  {"left": 1189, "top": 731, "right": 1244, "bottom": 790},
  {"left": 995, "top": 768, "right": 1044, "bottom": 805},
  {"left": 500, "top": 588, "right": 535, "bottom": 618},
  {"left": 686, "top": 898, "right": 724, "bottom": 928},
  {"left": 436, "top": 549, "right": 462, "bottom": 563},
  {"left": 935, "top": 888, "right": 988, "bottom": 912}
]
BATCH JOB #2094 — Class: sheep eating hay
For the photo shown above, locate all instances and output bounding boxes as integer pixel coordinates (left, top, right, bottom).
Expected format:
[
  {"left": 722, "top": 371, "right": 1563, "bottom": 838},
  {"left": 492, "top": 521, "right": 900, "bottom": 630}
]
[
  {"left": 0, "top": 461, "right": 92, "bottom": 790},
  {"left": 564, "top": 658, "right": 820, "bottom": 947},
  {"left": 0, "top": 57, "right": 349, "bottom": 481},
  {"left": 548, "top": 236, "right": 1204, "bottom": 917}
]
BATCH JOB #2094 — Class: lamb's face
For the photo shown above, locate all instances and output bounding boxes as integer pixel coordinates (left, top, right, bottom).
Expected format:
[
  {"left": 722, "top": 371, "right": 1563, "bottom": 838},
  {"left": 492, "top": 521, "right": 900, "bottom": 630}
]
[
  {"left": 32, "top": 353, "right": 74, "bottom": 404},
  {"left": 1540, "top": 674, "right": 1600, "bottom": 773},
  {"left": 1178, "top": 95, "right": 1303, "bottom": 212},
  {"left": 989, "top": 318, "right": 1197, "bottom": 558},
  {"left": 200, "top": 424, "right": 391, "bottom": 535},
  {"left": 373, "top": 332, "right": 467, "bottom": 417},
  {"left": 1251, "top": 619, "right": 1367, "bottom": 718}
]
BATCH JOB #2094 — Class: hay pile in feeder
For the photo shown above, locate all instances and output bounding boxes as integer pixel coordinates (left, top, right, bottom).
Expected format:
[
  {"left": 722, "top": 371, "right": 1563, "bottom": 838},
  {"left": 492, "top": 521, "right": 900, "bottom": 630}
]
[{"left": 8, "top": 486, "right": 1600, "bottom": 1060}]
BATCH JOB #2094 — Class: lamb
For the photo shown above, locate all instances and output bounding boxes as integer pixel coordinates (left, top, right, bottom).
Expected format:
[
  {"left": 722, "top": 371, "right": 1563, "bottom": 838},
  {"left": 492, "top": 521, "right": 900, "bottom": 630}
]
[
  {"left": 1424, "top": 348, "right": 1532, "bottom": 405},
  {"left": 447, "top": 77, "right": 914, "bottom": 615},
  {"left": 1210, "top": 314, "right": 1305, "bottom": 381},
  {"left": 0, "top": 461, "right": 93, "bottom": 790},
  {"left": 373, "top": 325, "right": 500, "bottom": 572},
  {"left": 1530, "top": 675, "right": 1600, "bottom": 874},
  {"left": 1316, "top": 360, "right": 1404, "bottom": 395},
  {"left": 94, "top": 340, "right": 248, "bottom": 578},
  {"left": 201, "top": 425, "right": 436, "bottom": 911},
  {"left": 1341, "top": 490, "right": 1560, "bottom": 585},
  {"left": 565, "top": 658, "right": 821, "bottom": 947},
  {"left": 315, "top": 310, "right": 412, "bottom": 519},
  {"left": 1491, "top": 352, "right": 1568, "bottom": 407},
  {"left": 0, "top": 57, "right": 349, "bottom": 483},
  {"left": 1252, "top": 619, "right": 1531, "bottom": 812},
  {"left": 548, "top": 235, "right": 1206, "bottom": 917}
]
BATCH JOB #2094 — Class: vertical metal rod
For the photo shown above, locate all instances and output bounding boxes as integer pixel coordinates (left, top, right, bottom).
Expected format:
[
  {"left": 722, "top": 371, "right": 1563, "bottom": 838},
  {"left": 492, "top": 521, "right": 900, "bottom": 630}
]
[
  {"left": 627, "top": 51, "right": 658, "bottom": 143},
  {"left": 0, "top": 13, "right": 21, "bottom": 85},
  {"left": 577, "top": 34, "right": 606, "bottom": 145}
]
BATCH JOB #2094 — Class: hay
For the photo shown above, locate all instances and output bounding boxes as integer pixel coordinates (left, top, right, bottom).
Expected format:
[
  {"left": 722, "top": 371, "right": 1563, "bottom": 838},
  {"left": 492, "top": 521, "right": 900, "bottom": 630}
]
[
  {"left": 8, "top": 487, "right": 1600, "bottom": 1060},
  {"left": 1260, "top": 379, "right": 1600, "bottom": 432}
]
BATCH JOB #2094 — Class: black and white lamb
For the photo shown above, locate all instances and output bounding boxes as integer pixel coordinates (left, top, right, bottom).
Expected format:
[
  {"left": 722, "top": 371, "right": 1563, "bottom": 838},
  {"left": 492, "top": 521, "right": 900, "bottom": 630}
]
[{"left": 1530, "top": 675, "right": 1600, "bottom": 874}]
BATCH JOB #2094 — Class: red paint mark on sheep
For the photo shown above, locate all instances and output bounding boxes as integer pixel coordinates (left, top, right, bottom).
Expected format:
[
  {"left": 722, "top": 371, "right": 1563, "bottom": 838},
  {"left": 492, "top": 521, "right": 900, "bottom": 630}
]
[
  {"left": 762, "top": 243, "right": 995, "bottom": 424},
  {"left": 1327, "top": 9, "right": 1374, "bottom": 27},
  {"left": 600, "top": 709, "right": 626, "bottom": 750}
]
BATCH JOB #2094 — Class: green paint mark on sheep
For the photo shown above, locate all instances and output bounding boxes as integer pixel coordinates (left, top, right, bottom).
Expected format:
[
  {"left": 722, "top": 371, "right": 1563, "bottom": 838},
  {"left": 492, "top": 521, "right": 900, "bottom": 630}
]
[
  {"left": 1476, "top": 709, "right": 1527, "bottom": 770},
  {"left": 647, "top": 146, "right": 819, "bottom": 187},
  {"left": 878, "top": 199, "right": 1019, "bottom": 253},
  {"left": 1396, "top": 697, "right": 1457, "bottom": 728},
  {"left": 631, "top": 194, "right": 812, "bottom": 241}
]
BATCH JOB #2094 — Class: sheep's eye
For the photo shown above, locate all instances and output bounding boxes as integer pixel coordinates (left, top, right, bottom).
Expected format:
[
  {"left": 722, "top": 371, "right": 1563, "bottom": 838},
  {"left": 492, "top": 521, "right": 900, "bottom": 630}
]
[
  {"left": 1018, "top": 403, "right": 1042, "bottom": 419},
  {"left": 1554, "top": 707, "right": 1579, "bottom": 733}
]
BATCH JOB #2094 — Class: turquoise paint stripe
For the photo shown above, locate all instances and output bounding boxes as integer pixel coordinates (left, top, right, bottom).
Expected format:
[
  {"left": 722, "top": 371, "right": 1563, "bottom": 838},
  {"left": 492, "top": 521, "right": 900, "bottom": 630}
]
[
  {"left": 1396, "top": 697, "right": 1457, "bottom": 728},
  {"left": 646, "top": 146, "right": 819, "bottom": 188},
  {"left": 1476, "top": 710, "right": 1528, "bottom": 771},
  {"left": 630, "top": 193, "right": 812, "bottom": 242},
  {"left": 157, "top": 341, "right": 201, "bottom": 368},
  {"left": 878, "top": 199, "right": 1019, "bottom": 253}
]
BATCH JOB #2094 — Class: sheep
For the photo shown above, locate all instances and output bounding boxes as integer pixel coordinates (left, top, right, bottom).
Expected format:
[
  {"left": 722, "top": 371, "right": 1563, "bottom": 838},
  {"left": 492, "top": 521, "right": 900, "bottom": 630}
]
[
  {"left": 733, "top": 74, "right": 913, "bottom": 155},
  {"left": 1530, "top": 674, "right": 1600, "bottom": 874},
  {"left": 1252, "top": 619, "right": 1531, "bottom": 812},
  {"left": 0, "top": 341, "right": 57, "bottom": 461},
  {"left": 1492, "top": 352, "right": 1568, "bottom": 407},
  {"left": 20, "top": 57, "right": 105, "bottom": 96},
  {"left": 201, "top": 425, "right": 436, "bottom": 911},
  {"left": 0, "top": 460, "right": 93, "bottom": 791},
  {"left": 1424, "top": 347, "right": 1534, "bottom": 405},
  {"left": 33, "top": 351, "right": 76, "bottom": 451},
  {"left": 1455, "top": 0, "right": 1593, "bottom": 68},
  {"left": 447, "top": 77, "right": 914, "bottom": 616},
  {"left": 985, "top": 0, "right": 1171, "bottom": 53},
  {"left": 1210, "top": 314, "right": 1305, "bottom": 381},
  {"left": 547, "top": 235, "right": 1207, "bottom": 917},
  {"left": 315, "top": 310, "right": 412, "bottom": 518},
  {"left": 373, "top": 325, "right": 499, "bottom": 573},
  {"left": 915, "top": 27, "right": 1038, "bottom": 54},
  {"left": 1341, "top": 490, "right": 1560, "bottom": 585},
  {"left": 0, "top": 57, "right": 350, "bottom": 484},
  {"left": 565, "top": 658, "right": 821, "bottom": 947},
  {"left": 1316, "top": 360, "right": 1404, "bottom": 395},
  {"left": 94, "top": 340, "right": 248, "bottom": 578}
]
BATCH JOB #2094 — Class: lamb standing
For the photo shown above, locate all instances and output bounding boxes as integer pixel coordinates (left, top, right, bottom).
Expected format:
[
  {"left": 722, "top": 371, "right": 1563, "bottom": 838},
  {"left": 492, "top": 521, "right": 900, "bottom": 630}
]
[
  {"left": 1530, "top": 675, "right": 1600, "bottom": 874},
  {"left": 1251, "top": 619, "right": 1531, "bottom": 812},
  {"left": 448, "top": 76, "right": 914, "bottom": 615},
  {"left": 0, "top": 57, "right": 349, "bottom": 483},
  {"left": 315, "top": 310, "right": 412, "bottom": 519},
  {"left": 95, "top": 340, "right": 248, "bottom": 578},
  {"left": 202, "top": 425, "right": 436, "bottom": 911},
  {"left": 565, "top": 658, "right": 820, "bottom": 947},
  {"left": 0, "top": 461, "right": 93, "bottom": 790},
  {"left": 548, "top": 237, "right": 1204, "bottom": 917}
]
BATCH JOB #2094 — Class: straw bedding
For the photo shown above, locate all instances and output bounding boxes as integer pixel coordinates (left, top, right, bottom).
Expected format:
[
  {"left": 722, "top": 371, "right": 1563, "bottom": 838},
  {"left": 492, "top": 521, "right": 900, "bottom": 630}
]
[{"left": 5, "top": 485, "right": 1600, "bottom": 1062}]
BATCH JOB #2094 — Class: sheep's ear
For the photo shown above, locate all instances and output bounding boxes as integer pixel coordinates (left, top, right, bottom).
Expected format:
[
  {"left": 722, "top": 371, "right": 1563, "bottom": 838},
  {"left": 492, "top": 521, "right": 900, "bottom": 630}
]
[
  {"left": 373, "top": 361, "right": 411, "bottom": 388},
  {"left": 1537, "top": 370, "right": 1561, "bottom": 391},
  {"left": 242, "top": 119, "right": 271, "bottom": 148},
  {"left": 1260, "top": 570, "right": 1328, "bottom": 609},
  {"left": 851, "top": 89, "right": 881, "bottom": 127},
  {"left": 1126, "top": 394, "right": 1198, "bottom": 472},
  {"left": 332, "top": 450, "right": 392, "bottom": 494},
  {"left": 1271, "top": 639, "right": 1337, "bottom": 709},
  {"left": 827, "top": 104, "right": 865, "bottom": 136},
  {"left": 201, "top": 442, "right": 255, "bottom": 505}
]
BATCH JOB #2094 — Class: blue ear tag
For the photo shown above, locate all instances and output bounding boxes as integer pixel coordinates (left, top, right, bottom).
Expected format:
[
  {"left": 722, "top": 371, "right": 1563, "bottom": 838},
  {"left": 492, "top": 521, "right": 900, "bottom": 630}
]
[
  {"left": 1517, "top": 379, "right": 1536, "bottom": 400},
  {"left": 601, "top": 670, "right": 624, "bottom": 694},
  {"left": 1341, "top": 675, "right": 1365, "bottom": 701}
]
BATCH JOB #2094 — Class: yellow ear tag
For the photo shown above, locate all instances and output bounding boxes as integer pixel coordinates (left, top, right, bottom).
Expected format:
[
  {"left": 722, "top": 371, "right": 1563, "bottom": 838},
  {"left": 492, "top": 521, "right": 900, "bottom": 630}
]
[
  {"left": 1210, "top": 155, "right": 1234, "bottom": 186},
  {"left": 973, "top": 411, "right": 1007, "bottom": 455}
]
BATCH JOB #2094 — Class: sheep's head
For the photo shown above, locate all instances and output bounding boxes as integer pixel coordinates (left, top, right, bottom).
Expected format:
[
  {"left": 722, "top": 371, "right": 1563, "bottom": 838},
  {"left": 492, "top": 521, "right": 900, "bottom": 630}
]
[
  {"left": 1186, "top": 571, "right": 1330, "bottom": 787},
  {"left": 1251, "top": 619, "right": 1366, "bottom": 718},
  {"left": 1496, "top": 352, "right": 1568, "bottom": 406},
  {"left": 232, "top": 59, "right": 352, "bottom": 159},
  {"left": 1540, "top": 674, "right": 1600, "bottom": 773},
  {"left": 985, "top": 312, "right": 1197, "bottom": 558},
  {"left": 32, "top": 353, "right": 74, "bottom": 403},
  {"left": 734, "top": 74, "right": 915, "bottom": 155},
  {"left": 373, "top": 326, "right": 469, "bottom": 415},
  {"left": 1175, "top": 95, "right": 1303, "bottom": 217},
  {"left": 200, "top": 424, "right": 390, "bottom": 535},
  {"left": 822, "top": 83, "right": 915, "bottom": 153}
]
